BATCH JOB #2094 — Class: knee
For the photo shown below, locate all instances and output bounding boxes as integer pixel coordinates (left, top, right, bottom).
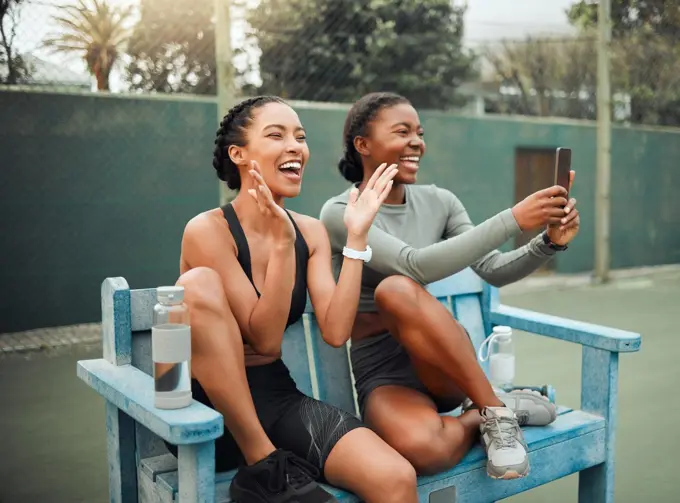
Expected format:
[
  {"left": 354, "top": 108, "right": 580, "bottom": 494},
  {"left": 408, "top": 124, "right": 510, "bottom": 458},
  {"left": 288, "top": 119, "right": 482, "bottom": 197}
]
[
  {"left": 394, "top": 423, "right": 467, "bottom": 475},
  {"left": 176, "top": 267, "right": 227, "bottom": 315},
  {"left": 370, "top": 455, "right": 417, "bottom": 503},
  {"left": 374, "top": 275, "right": 422, "bottom": 313}
]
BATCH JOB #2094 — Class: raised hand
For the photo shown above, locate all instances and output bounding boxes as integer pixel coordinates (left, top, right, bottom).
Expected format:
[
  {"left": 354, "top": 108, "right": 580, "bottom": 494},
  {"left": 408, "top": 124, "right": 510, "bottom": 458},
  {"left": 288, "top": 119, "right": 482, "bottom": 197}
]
[
  {"left": 247, "top": 161, "right": 296, "bottom": 246},
  {"left": 546, "top": 170, "right": 580, "bottom": 245},
  {"left": 343, "top": 163, "right": 398, "bottom": 237},
  {"left": 511, "top": 184, "right": 569, "bottom": 231}
]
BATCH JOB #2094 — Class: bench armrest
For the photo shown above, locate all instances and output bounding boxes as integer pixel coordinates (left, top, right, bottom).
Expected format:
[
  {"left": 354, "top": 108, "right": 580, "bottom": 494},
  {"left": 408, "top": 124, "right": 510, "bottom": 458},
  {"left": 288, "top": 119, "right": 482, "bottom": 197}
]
[
  {"left": 489, "top": 304, "right": 641, "bottom": 353},
  {"left": 77, "top": 359, "right": 223, "bottom": 445}
]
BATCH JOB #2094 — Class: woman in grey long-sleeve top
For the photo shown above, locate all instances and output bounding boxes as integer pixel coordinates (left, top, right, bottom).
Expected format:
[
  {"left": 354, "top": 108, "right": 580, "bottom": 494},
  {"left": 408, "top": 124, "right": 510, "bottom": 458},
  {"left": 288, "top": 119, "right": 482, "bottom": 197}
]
[{"left": 320, "top": 92, "right": 581, "bottom": 481}]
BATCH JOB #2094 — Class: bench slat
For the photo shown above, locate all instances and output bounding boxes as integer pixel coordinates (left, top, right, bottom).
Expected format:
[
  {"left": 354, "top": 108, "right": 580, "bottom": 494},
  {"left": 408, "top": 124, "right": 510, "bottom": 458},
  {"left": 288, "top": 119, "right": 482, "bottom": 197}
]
[
  {"left": 154, "top": 409, "right": 604, "bottom": 501},
  {"left": 490, "top": 305, "right": 641, "bottom": 353},
  {"left": 281, "top": 320, "right": 314, "bottom": 397},
  {"left": 141, "top": 453, "right": 181, "bottom": 482},
  {"left": 131, "top": 288, "right": 157, "bottom": 332},
  {"left": 426, "top": 268, "right": 484, "bottom": 298},
  {"left": 306, "top": 314, "right": 357, "bottom": 415},
  {"left": 78, "top": 359, "right": 223, "bottom": 445},
  {"left": 452, "top": 294, "right": 488, "bottom": 366}
]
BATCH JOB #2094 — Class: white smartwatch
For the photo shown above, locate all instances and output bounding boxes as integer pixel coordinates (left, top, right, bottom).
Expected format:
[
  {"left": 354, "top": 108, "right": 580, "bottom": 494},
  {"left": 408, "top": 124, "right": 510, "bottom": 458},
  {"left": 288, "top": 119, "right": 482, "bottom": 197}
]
[{"left": 343, "top": 245, "right": 372, "bottom": 263}]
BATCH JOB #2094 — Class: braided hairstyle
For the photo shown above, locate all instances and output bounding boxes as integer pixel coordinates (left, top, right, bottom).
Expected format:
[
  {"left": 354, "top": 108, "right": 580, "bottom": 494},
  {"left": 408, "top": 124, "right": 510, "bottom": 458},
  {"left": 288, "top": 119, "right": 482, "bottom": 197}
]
[
  {"left": 213, "top": 95, "right": 287, "bottom": 190},
  {"left": 338, "top": 92, "right": 411, "bottom": 183}
]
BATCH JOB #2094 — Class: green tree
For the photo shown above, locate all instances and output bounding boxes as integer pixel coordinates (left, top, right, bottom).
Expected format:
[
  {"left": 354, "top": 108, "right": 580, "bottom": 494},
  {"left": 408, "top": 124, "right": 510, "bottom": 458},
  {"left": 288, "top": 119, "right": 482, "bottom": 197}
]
[
  {"left": 567, "top": 0, "right": 680, "bottom": 125},
  {"left": 0, "top": 0, "right": 31, "bottom": 84},
  {"left": 43, "top": 0, "right": 133, "bottom": 91},
  {"left": 568, "top": 0, "right": 680, "bottom": 37},
  {"left": 484, "top": 35, "right": 602, "bottom": 120},
  {"left": 126, "top": 0, "right": 216, "bottom": 94},
  {"left": 244, "top": 0, "right": 475, "bottom": 108}
]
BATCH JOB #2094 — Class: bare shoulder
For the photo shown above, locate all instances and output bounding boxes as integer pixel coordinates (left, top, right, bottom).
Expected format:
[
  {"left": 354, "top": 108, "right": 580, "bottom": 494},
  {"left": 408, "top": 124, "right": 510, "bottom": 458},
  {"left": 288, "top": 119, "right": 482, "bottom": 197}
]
[
  {"left": 185, "top": 208, "right": 226, "bottom": 233},
  {"left": 182, "top": 208, "right": 235, "bottom": 251}
]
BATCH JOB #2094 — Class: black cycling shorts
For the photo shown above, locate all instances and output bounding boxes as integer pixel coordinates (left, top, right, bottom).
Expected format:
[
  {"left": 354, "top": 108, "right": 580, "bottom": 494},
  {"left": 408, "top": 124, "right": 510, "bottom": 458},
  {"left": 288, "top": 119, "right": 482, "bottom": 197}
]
[
  {"left": 167, "top": 358, "right": 364, "bottom": 474},
  {"left": 350, "top": 331, "right": 467, "bottom": 416}
]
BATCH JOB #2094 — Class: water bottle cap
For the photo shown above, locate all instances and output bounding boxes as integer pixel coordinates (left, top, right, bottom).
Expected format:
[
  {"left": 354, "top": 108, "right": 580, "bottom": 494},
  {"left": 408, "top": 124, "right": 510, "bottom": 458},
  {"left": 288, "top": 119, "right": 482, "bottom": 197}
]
[
  {"left": 157, "top": 286, "right": 185, "bottom": 304},
  {"left": 493, "top": 325, "right": 512, "bottom": 338}
]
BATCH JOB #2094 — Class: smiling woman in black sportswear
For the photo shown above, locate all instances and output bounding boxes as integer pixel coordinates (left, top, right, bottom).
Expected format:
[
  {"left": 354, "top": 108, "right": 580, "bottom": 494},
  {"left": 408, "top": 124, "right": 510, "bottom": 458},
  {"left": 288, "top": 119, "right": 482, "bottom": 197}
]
[{"left": 170, "top": 96, "right": 418, "bottom": 503}]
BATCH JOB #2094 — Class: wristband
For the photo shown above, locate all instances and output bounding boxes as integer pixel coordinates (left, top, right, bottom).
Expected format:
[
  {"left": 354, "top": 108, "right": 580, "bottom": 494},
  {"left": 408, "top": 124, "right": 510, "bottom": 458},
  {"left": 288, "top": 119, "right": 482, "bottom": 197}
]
[
  {"left": 542, "top": 231, "right": 568, "bottom": 251},
  {"left": 343, "top": 245, "right": 372, "bottom": 263}
]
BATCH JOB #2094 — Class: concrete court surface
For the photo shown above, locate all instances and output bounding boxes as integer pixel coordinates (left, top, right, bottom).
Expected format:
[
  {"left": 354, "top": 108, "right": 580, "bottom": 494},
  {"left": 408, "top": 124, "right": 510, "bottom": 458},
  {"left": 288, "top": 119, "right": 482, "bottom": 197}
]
[{"left": 0, "top": 268, "right": 677, "bottom": 503}]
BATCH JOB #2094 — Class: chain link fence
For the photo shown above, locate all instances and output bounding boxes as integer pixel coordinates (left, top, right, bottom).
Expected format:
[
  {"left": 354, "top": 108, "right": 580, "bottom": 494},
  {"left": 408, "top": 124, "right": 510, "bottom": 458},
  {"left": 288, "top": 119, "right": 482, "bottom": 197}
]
[
  {"left": 479, "top": 1, "right": 680, "bottom": 127},
  {"left": 3, "top": 0, "right": 680, "bottom": 337},
  {"left": 2, "top": 0, "right": 680, "bottom": 125}
]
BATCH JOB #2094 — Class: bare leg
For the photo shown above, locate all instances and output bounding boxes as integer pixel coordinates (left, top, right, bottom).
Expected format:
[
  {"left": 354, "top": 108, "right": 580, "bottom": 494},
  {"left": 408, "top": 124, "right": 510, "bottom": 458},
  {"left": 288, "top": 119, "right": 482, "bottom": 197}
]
[
  {"left": 323, "top": 428, "right": 418, "bottom": 503},
  {"left": 177, "top": 267, "right": 275, "bottom": 464},
  {"left": 363, "top": 386, "right": 480, "bottom": 475},
  {"left": 374, "top": 275, "right": 504, "bottom": 409}
]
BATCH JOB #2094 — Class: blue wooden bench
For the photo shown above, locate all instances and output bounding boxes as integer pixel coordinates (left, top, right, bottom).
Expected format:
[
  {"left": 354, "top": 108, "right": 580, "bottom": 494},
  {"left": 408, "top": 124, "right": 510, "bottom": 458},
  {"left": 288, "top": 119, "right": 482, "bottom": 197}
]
[{"left": 78, "top": 268, "right": 641, "bottom": 502}]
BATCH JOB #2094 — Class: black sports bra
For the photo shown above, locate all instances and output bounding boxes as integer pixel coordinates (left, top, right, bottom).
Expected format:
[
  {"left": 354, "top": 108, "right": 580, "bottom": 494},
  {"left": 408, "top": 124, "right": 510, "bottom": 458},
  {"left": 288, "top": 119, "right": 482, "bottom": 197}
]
[{"left": 221, "top": 204, "right": 309, "bottom": 328}]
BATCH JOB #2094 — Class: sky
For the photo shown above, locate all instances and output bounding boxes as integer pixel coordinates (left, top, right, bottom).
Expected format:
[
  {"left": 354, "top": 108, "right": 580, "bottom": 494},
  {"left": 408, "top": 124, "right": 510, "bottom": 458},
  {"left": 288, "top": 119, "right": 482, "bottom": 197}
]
[
  {"left": 463, "top": 0, "right": 577, "bottom": 45},
  {"left": 9, "top": 0, "right": 578, "bottom": 92}
]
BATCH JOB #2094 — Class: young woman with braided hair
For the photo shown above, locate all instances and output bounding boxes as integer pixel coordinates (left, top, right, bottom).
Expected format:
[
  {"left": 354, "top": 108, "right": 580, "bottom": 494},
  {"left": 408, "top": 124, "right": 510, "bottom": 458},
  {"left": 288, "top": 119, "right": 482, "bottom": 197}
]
[
  {"left": 171, "top": 95, "right": 418, "bottom": 503},
  {"left": 321, "top": 92, "right": 581, "bottom": 480}
]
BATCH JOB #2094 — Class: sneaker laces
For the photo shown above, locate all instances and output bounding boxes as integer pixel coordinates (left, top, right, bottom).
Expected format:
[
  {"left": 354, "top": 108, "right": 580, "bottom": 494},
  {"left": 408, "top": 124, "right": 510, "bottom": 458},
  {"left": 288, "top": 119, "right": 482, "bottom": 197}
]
[
  {"left": 483, "top": 409, "right": 521, "bottom": 450},
  {"left": 268, "top": 449, "right": 320, "bottom": 493}
]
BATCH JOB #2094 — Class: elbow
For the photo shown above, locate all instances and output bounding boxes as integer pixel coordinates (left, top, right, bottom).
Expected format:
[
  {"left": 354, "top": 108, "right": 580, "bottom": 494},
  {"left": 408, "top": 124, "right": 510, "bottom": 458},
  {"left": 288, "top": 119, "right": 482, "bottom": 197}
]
[
  {"left": 399, "top": 253, "right": 430, "bottom": 285},
  {"left": 325, "top": 338, "right": 347, "bottom": 349},
  {"left": 323, "top": 331, "right": 350, "bottom": 348}
]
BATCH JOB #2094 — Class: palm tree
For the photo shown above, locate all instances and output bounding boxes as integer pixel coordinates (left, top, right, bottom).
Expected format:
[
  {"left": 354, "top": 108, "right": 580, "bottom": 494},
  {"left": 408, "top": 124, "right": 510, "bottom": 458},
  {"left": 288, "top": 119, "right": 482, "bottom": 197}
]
[{"left": 43, "top": 0, "right": 134, "bottom": 91}]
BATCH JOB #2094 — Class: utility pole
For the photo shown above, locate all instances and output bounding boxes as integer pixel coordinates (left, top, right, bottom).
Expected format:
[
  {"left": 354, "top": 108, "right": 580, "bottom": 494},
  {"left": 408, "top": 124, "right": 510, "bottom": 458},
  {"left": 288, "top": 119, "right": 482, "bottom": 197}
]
[
  {"left": 214, "top": 0, "right": 236, "bottom": 205},
  {"left": 594, "top": 0, "right": 612, "bottom": 283}
]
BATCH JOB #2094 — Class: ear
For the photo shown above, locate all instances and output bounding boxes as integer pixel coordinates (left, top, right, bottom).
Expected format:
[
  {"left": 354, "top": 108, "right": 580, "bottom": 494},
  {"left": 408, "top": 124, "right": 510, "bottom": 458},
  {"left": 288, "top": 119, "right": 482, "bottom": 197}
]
[
  {"left": 353, "top": 135, "right": 371, "bottom": 157},
  {"left": 227, "top": 145, "right": 246, "bottom": 166}
]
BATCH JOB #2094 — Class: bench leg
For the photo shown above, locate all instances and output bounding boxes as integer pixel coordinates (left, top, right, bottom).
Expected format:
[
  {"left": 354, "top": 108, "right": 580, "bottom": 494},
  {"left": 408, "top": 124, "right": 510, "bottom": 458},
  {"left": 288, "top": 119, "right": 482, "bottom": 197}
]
[
  {"left": 578, "top": 347, "right": 618, "bottom": 503},
  {"left": 178, "top": 441, "right": 216, "bottom": 503},
  {"left": 106, "top": 402, "right": 138, "bottom": 503}
]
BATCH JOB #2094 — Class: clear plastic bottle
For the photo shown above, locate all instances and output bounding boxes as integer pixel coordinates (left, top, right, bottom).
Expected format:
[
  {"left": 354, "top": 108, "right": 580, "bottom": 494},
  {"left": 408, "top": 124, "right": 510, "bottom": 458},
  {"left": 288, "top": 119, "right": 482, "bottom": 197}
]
[
  {"left": 152, "top": 286, "right": 192, "bottom": 409},
  {"left": 479, "top": 325, "right": 515, "bottom": 391}
]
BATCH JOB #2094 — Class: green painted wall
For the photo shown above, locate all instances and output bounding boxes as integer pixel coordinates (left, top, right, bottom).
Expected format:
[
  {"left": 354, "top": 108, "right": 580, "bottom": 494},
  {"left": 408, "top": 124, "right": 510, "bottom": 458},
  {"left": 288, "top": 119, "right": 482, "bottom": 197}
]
[
  {"left": 1, "top": 91, "right": 218, "bottom": 332},
  {"left": 2, "top": 90, "right": 679, "bottom": 332}
]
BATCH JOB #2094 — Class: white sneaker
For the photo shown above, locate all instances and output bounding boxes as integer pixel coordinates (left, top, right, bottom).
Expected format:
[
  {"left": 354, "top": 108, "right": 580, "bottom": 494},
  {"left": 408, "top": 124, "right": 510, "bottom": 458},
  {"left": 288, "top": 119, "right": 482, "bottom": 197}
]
[
  {"left": 463, "top": 388, "right": 557, "bottom": 426},
  {"left": 480, "top": 407, "right": 530, "bottom": 480},
  {"left": 497, "top": 389, "right": 557, "bottom": 426}
]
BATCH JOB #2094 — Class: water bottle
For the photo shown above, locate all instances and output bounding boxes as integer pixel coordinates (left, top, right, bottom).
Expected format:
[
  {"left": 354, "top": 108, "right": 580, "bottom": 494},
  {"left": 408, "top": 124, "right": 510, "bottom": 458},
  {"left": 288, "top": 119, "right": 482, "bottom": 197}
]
[
  {"left": 152, "top": 286, "right": 192, "bottom": 409},
  {"left": 478, "top": 326, "right": 515, "bottom": 391}
]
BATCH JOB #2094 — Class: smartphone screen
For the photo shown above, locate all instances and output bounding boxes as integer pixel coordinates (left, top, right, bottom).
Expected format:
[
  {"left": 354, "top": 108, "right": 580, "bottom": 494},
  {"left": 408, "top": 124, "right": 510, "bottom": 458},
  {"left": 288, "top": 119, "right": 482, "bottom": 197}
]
[{"left": 555, "top": 147, "right": 571, "bottom": 195}]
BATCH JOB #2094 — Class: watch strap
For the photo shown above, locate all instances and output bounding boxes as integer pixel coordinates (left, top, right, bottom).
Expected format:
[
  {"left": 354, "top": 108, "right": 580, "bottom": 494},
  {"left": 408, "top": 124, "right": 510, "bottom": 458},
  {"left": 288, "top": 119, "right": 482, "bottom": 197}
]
[
  {"left": 343, "top": 245, "right": 372, "bottom": 262},
  {"left": 542, "top": 231, "right": 568, "bottom": 251}
]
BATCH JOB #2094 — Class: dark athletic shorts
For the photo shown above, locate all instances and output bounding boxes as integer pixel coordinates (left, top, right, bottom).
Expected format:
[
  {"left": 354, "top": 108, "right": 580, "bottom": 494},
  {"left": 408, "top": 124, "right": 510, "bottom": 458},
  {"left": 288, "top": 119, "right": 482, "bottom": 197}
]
[
  {"left": 167, "top": 359, "right": 364, "bottom": 473},
  {"left": 350, "top": 331, "right": 468, "bottom": 417}
]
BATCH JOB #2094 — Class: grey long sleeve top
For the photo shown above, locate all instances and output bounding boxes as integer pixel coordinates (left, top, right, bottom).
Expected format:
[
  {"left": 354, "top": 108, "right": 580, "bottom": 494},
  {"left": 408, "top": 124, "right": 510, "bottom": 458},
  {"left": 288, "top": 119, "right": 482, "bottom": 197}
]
[{"left": 320, "top": 184, "right": 556, "bottom": 312}]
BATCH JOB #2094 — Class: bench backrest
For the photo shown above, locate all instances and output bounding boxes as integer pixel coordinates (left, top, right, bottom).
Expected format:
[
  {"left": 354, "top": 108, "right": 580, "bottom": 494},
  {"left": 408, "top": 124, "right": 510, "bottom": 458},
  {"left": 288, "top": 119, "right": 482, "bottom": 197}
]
[{"left": 102, "top": 268, "right": 496, "bottom": 461}]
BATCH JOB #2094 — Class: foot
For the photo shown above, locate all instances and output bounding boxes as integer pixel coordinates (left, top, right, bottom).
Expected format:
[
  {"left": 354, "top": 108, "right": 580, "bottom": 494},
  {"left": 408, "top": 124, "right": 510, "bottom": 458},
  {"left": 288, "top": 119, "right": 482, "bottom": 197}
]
[
  {"left": 229, "top": 449, "right": 337, "bottom": 503},
  {"left": 480, "top": 407, "right": 529, "bottom": 480},
  {"left": 497, "top": 389, "right": 557, "bottom": 426},
  {"left": 463, "top": 388, "right": 557, "bottom": 426}
]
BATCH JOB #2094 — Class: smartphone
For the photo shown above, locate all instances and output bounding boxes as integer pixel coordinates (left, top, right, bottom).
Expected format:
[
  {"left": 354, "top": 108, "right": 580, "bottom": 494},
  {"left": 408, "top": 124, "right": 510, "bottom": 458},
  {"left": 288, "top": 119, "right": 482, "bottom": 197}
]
[{"left": 554, "top": 147, "right": 571, "bottom": 196}]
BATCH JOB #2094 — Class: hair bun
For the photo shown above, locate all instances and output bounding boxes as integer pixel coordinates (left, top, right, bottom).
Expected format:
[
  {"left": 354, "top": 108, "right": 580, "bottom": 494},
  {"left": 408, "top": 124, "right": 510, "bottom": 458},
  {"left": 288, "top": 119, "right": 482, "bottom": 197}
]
[
  {"left": 338, "top": 157, "right": 354, "bottom": 177},
  {"left": 337, "top": 156, "right": 363, "bottom": 183}
]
